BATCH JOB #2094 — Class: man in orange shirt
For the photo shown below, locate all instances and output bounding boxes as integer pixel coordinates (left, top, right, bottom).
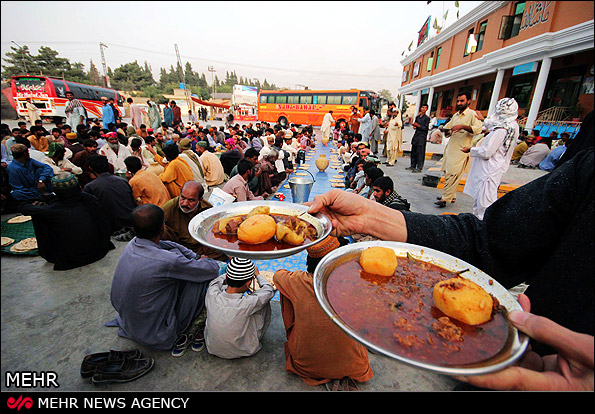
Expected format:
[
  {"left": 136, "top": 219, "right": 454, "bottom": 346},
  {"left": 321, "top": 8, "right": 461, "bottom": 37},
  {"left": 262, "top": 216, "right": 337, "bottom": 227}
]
[
  {"left": 28, "top": 126, "right": 49, "bottom": 153},
  {"left": 158, "top": 143, "right": 194, "bottom": 199},
  {"left": 124, "top": 156, "right": 171, "bottom": 206},
  {"left": 273, "top": 236, "right": 374, "bottom": 391}
]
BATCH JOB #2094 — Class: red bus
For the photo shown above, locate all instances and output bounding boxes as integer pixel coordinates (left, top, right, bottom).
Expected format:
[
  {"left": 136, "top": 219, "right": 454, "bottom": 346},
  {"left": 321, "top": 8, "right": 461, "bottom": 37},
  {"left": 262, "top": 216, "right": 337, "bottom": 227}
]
[
  {"left": 257, "top": 89, "right": 382, "bottom": 128},
  {"left": 11, "top": 75, "right": 125, "bottom": 123}
]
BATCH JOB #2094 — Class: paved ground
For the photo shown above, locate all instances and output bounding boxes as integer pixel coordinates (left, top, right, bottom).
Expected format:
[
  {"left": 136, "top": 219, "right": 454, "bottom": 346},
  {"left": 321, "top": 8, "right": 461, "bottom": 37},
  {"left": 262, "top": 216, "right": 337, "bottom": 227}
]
[{"left": 1, "top": 118, "right": 547, "bottom": 392}]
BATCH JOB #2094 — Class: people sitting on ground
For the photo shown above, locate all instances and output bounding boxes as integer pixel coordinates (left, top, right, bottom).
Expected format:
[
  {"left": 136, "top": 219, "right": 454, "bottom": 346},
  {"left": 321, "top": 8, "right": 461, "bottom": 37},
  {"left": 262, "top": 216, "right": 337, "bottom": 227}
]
[
  {"left": 14, "top": 135, "right": 45, "bottom": 162},
  {"left": 359, "top": 165, "right": 384, "bottom": 199},
  {"left": 99, "top": 132, "right": 131, "bottom": 173},
  {"left": 511, "top": 133, "right": 535, "bottom": 164},
  {"left": 71, "top": 139, "right": 112, "bottom": 187},
  {"left": 551, "top": 131, "right": 570, "bottom": 149},
  {"left": 346, "top": 159, "right": 366, "bottom": 193},
  {"left": 158, "top": 143, "right": 194, "bottom": 199},
  {"left": 64, "top": 132, "right": 85, "bottom": 157},
  {"left": 229, "top": 148, "right": 263, "bottom": 196},
  {"left": 6, "top": 143, "right": 54, "bottom": 202},
  {"left": 175, "top": 138, "right": 208, "bottom": 191},
  {"left": 519, "top": 136, "right": 551, "bottom": 168},
  {"left": 273, "top": 236, "right": 374, "bottom": 391},
  {"left": 83, "top": 155, "right": 137, "bottom": 240},
  {"left": 128, "top": 137, "right": 150, "bottom": 170},
  {"left": 110, "top": 204, "right": 219, "bottom": 355},
  {"left": 222, "top": 158, "right": 265, "bottom": 202},
  {"left": 41, "top": 142, "right": 83, "bottom": 176},
  {"left": 204, "top": 257, "right": 275, "bottom": 359},
  {"left": 371, "top": 176, "right": 410, "bottom": 211},
  {"left": 539, "top": 138, "right": 569, "bottom": 172},
  {"left": 196, "top": 140, "right": 225, "bottom": 187},
  {"left": 27, "top": 125, "right": 50, "bottom": 153},
  {"left": 20, "top": 172, "right": 115, "bottom": 270},
  {"left": 257, "top": 148, "right": 282, "bottom": 194},
  {"left": 124, "top": 156, "right": 170, "bottom": 207},
  {"left": 160, "top": 180, "right": 228, "bottom": 261},
  {"left": 220, "top": 138, "right": 244, "bottom": 176}
]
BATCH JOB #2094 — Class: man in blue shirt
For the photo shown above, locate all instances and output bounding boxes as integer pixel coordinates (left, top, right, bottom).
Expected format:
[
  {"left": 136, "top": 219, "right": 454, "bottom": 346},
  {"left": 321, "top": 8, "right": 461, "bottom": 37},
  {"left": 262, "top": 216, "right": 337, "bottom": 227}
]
[
  {"left": 539, "top": 141, "right": 568, "bottom": 172},
  {"left": 6, "top": 143, "right": 54, "bottom": 201},
  {"left": 101, "top": 97, "right": 115, "bottom": 129}
]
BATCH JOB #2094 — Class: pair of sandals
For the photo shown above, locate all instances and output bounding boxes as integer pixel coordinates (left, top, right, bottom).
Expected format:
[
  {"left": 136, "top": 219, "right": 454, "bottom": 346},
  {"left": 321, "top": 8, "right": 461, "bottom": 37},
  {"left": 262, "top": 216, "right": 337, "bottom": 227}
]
[{"left": 324, "top": 377, "right": 360, "bottom": 391}]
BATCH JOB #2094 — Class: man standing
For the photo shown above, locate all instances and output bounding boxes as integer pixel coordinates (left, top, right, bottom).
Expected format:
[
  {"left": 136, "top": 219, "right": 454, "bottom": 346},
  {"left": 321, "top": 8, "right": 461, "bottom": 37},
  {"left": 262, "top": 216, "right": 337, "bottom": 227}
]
[
  {"left": 368, "top": 110, "right": 381, "bottom": 155},
  {"left": 161, "top": 181, "right": 227, "bottom": 261},
  {"left": 110, "top": 203, "right": 219, "bottom": 352},
  {"left": 321, "top": 110, "right": 334, "bottom": 144},
  {"left": 188, "top": 109, "right": 198, "bottom": 125},
  {"left": 146, "top": 100, "right": 161, "bottom": 131},
  {"left": 462, "top": 98, "right": 519, "bottom": 220},
  {"left": 128, "top": 98, "right": 142, "bottom": 130},
  {"left": 64, "top": 91, "right": 86, "bottom": 128},
  {"left": 163, "top": 102, "right": 174, "bottom": 127},
  {"left": 349, "top": 106, "right": 360, "bottom": 134},
  {"left": 436, "top": 92, "right": 483, "bottom": 207},
  {"left": 406, "top": 104, "right": 430, "bottom": 173},
  {"left": 385, "top": 111, "right": 403, "bottom": 166},
  {"left": 358, "top": 110, "right": 371, "bottom": 144},
  {"left": 171, "top": 101, "right": 182, "bottom": 126},
  {"left": 25, "top": 98, "right": 41, "bottom": 124},
  {"left": 101, "top": 97, "right": 115, "bottom": 129}
]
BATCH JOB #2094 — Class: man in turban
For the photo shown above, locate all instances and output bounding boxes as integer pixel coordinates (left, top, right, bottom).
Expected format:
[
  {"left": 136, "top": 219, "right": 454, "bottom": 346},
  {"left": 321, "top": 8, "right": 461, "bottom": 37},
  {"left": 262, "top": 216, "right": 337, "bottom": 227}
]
[{"left": 462, "top": 98, "right": 520, "bottom": 220}]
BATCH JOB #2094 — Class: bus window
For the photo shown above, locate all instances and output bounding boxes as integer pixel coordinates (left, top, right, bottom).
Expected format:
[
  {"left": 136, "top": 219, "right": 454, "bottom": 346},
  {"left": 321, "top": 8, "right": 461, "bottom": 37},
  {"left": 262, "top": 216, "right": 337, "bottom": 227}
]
[
  {"left": 299, "top": 95, "right": 312, "bottom": 104},
  {"left": 315, "top": 95, "right": 327, "bottom": 104},
  {"left": 260, "top": 95, "right": 268, "bottom": 104},
  {"left": 327, "top": 95, "right": 341, "bottom": 105},
  {"left": 359, "top": 97, "right": 369, "bottom": 109},
  {"left": 342, "top": 94, "right": 357, "bottom": 105},
  {"left": 288, "top": 95, "right": 299, "bottom": 104},
  {"left": 275, "top": 95, "right": 287, "bottom": 104}
]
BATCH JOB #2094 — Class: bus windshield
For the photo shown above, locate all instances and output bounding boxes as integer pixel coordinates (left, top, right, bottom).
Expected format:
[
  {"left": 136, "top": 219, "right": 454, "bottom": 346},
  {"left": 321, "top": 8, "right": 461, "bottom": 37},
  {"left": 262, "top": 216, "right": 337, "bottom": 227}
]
[{"left": 14, "top": 77, "right": 47, "bottom": 98}]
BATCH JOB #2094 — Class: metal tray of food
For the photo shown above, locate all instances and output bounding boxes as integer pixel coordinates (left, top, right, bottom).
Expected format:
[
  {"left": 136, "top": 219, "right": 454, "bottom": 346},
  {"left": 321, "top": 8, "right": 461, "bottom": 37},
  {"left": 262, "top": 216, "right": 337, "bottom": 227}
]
[
  {"left": 188, "top": 200, "right": 332, "bottom": 260},
  {"left": 313, "top": 240, "right": 529, "bottom": 376}
]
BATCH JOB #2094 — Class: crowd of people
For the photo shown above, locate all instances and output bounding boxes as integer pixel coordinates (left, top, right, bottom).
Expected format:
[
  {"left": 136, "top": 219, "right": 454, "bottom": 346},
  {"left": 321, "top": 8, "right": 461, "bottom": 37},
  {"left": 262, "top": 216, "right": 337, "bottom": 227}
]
[{"left": 0, "top": 89, "right": 593, "bottom": 392}]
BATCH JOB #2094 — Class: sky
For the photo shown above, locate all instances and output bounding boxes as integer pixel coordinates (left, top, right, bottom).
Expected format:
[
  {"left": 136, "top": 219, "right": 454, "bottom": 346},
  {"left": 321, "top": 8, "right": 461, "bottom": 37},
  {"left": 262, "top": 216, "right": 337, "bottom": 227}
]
[{"left": 1, "top": 1, "right": 483, "bottom": 96}]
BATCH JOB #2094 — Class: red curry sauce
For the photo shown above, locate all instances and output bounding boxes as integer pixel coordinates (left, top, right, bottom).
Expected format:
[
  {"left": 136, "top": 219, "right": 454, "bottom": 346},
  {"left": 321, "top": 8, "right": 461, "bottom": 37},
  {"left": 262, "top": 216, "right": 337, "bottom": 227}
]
[
  {"left": 206, "top": 214, "right": 317, "bottom": 252},
  {"left": 326, "top": 257, "right": 510, "bottom": 366}
]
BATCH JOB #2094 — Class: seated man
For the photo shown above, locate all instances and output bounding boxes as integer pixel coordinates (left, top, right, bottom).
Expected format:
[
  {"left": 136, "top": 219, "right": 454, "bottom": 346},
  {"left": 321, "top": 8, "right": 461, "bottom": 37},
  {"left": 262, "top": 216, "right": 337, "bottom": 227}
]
[
  {"left": 124, "top": 156, "right": 170, "bottom": 207},
  {"left": 6, "top": 143, "right": 54, "bottom": 202},
  {"left": 110, "top": 204, "right": 219, "bottom": 353},
  {"left": 539, "top": 140, "right": 568, "bottom": 172},
  {"left": 161, "top": 180, "right": 228, "bottom": 261},
  {"left": 41, "top": 142, "right": 83, "bottom": 176},
  {"left": 27, "top": 125, "right": 49, "bottom": 153},
  {"left": 273, "top": 236, "right": 374, "bottom": 390},
  {"left": 205, "top": 257, "right": 275, "bottom": 359},
  {"left": 371, "top": 176, "right": 410, "bottom": 211},
  {"left": 83, "top": 155, "right": 137, "bottom": 239},
  {"left": 511, "top": 134, "right": 535, "bottom": 164},
  {"left": 21, "top": 172, "right": 115, "bottom": 270},
  {"left": 222, "top": 158, "right": 264, "bottom": 202},
  {"left": 159, "top": 143, "right": 194, "bottom": 199},
  {"left": 519, "top": 138, "right": 551, "bottom": 168},
  {"left": 196, "top": 141, "right": 225, "bottom": 187}
]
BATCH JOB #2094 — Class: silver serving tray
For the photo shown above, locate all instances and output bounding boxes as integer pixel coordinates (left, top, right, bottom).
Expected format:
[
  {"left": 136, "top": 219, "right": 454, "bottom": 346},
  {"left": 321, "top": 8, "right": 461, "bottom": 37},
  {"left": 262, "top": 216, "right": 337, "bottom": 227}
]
[
  {"left": 188, "top": 200, "right": 332, "bottom": 260},
  {"left": 313, "top": 241, "right": 530, "bottom": 376}
]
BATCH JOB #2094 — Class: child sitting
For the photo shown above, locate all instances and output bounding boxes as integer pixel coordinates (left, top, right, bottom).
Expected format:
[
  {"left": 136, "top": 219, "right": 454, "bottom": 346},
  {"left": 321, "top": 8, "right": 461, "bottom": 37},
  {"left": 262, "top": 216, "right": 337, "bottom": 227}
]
[{"left": 204, "top": 257, "right": 275, "bottom": 359}]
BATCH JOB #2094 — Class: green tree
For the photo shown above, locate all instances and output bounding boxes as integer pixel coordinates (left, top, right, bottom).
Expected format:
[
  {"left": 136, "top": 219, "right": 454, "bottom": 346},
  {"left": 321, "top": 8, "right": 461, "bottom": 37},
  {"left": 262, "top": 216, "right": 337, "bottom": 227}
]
[
  {"left": 1, "top": 44, "right": 38, "bottom": 78},
  {"left": 88, "top": 60, "right": 103, "bottom": 86},
  {"left": 111, "top": 60, "right": 155, "bottom": 91}
]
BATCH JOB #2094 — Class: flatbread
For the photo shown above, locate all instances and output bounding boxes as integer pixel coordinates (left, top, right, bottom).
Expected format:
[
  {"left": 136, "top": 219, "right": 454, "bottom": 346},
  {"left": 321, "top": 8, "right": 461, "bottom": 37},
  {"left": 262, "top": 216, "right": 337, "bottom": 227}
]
[
  {"left": 295, "top": 172, "right": 308, "bottom": 176},
  {"left": 331, "top": 183, "right": 345, "bottom": 188},
  {"left": 283, "top": 184, "right": 290, "bottom": 189},
  {"left": 7, "top": 215, "right": 32, "bottom": 224},
  {"left": 333, "top": 175, "right": 344, "bottom": 178},
  {"left": 250, "top": 271, "right": 277, "bottom": 291},
  {"left": 329, "top": 179, "right": 344, "bottom": 183},
  {"left": 9, "top": 237, "right": 37, "bottom": 252},
  {"left": 1, "top": 237, "right": 15, "bottom": 247}
]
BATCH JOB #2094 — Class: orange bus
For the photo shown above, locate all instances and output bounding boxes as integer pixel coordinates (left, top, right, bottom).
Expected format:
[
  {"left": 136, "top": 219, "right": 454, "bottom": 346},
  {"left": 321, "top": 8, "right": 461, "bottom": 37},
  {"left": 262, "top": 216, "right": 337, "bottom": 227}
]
[{"left": 257, "top": 89, "right": 382, "bottom": 128}]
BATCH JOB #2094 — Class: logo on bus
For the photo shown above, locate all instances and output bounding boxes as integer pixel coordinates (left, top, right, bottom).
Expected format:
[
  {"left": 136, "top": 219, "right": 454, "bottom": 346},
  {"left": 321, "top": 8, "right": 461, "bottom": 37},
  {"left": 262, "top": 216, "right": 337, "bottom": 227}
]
[{"left": 275, "top": 104, "right": 324, "bottom": 111}]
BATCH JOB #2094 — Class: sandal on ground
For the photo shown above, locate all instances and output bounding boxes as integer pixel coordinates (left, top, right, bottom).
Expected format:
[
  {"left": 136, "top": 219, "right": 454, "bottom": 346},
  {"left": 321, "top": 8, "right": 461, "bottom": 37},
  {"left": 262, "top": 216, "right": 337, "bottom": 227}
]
[{"left": 171, "top": 333, "right": 190, "bottom": 357}]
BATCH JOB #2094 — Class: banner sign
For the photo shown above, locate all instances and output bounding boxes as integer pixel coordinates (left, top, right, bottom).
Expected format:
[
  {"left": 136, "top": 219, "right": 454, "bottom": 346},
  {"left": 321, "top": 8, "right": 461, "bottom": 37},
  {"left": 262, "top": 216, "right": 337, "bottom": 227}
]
[{"left": 418, "top": 16, "right": 431, "bottom": 46}]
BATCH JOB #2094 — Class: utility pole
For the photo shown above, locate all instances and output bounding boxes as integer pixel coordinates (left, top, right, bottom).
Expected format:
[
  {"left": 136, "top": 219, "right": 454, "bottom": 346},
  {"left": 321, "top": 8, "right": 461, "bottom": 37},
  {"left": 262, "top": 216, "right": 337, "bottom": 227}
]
[
  {"left": 174, "top": 44, "right": 192, "bottom": 112},
  {"left": 11, "top": 41, "right": 28, "bottom": 74},
  {"left": 99, "top": 42, "right": 110, "bottom": 88},
  {"left": 208, "top": 66, "right": 216, "bottom": 96}
]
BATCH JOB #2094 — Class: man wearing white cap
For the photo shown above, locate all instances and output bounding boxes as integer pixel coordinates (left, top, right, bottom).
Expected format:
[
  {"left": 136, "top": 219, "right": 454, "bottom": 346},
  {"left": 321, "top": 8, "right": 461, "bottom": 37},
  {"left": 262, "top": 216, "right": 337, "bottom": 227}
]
[{"left": 204, "top": 257, "right": 275, "bottom": 359}]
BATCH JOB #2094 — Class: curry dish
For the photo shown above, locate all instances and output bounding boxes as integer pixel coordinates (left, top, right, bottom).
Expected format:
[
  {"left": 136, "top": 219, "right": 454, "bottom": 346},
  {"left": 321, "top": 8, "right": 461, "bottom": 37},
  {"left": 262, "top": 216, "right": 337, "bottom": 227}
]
[
  {"left": 326, "top": 255, "right": 509, "bottom": 366},
  {"left": 208, "top": 206, "right": 318, "bottom": 251}
]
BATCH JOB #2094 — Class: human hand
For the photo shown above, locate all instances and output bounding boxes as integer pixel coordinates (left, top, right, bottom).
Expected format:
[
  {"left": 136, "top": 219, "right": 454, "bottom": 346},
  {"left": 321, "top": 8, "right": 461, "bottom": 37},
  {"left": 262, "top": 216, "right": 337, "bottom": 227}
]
[
  {"left": 454, "top": 294, "right": 594, "bottom": 391},
  {"left": 306, "top": 189, "right": 376, "bottom": 237},
  {"left": 461, "top": 146, "right": 471, "bottom": 153}
]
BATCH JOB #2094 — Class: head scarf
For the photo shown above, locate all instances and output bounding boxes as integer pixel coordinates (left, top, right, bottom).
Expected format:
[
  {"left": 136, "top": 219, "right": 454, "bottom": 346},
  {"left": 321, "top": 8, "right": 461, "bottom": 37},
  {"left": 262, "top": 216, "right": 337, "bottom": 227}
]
[
  {"left": 485, "top": 98, "right": 519, "bottom": 150},
  {"left": 47, "top": 142, "right": 65, "bottom": 158}
]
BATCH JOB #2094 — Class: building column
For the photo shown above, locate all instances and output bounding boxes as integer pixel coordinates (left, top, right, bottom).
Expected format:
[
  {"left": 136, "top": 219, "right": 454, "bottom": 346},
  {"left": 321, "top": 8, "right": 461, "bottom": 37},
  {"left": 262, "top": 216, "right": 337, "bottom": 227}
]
[
  {"left": 426, "top": 87, "right": 435, "bottom": 115},
  {"left": 525, "top": 57, "right": 552, "bottom": 131},
  {"left": 413, "top": 90, "right": 422, "bottom": 119},
  {"left": 487, "top": 69, "right": 505, "bottom": 117}
]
